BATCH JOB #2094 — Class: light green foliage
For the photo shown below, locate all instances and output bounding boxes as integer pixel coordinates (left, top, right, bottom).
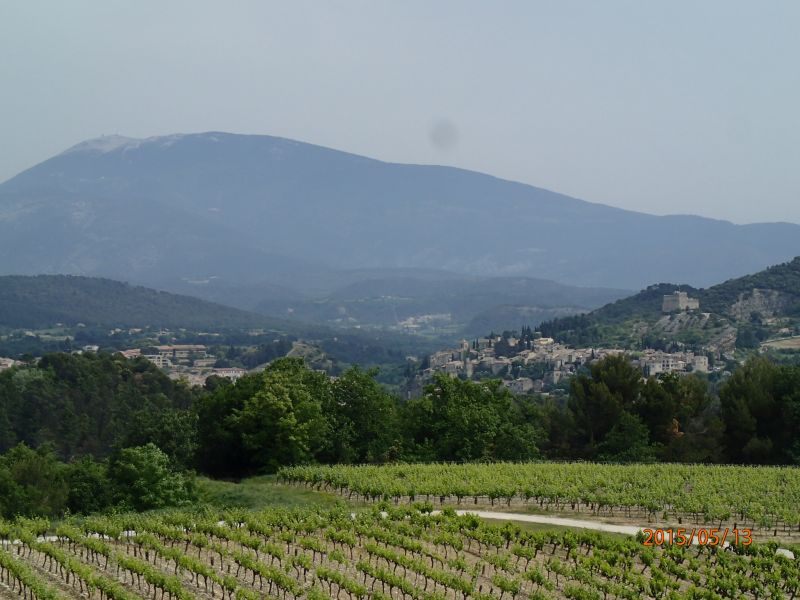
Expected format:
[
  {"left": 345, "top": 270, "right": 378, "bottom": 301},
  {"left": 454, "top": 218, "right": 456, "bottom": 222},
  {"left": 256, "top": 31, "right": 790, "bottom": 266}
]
[
  {"left": 280, "top": 462, "right": 800, "bottom": 526},
  {"left": 108, "top": 443, "right": 196, "bottom": 511},
  {"left": 234, "top": 358, "right": 329, "bottom": 472}
]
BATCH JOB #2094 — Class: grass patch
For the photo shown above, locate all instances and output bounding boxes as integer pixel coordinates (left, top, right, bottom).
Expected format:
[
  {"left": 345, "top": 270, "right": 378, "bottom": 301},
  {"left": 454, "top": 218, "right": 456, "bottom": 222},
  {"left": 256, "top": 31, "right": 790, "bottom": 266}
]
[{"left": 196, "top": 475, "right": 346, "bottom": 510}]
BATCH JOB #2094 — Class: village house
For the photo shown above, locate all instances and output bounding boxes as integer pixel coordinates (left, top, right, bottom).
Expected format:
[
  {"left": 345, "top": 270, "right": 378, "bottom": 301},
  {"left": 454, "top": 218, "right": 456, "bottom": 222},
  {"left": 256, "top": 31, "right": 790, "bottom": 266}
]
[
  {"left": 504, "top": 377, "right": 535, "bottom": 394},
  {"left": 212, "top": 367, "right": 247, "bottom": 381}
]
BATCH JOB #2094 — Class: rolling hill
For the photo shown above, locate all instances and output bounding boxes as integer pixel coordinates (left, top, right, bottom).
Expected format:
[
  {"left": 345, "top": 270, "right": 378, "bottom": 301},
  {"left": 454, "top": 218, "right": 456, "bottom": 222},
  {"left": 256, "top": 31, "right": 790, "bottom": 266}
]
[
  {"left": 0, "top": 275, "right": 446, "bottom": 370},
  {"left": 1, "top": 132, "right": 799, "bottom": 295},
  {"left": 538, "top": 256, "right": 800, "bottom": 352},
  {"left": 0, "top": 274, "right": 289, "bottom": 330}
]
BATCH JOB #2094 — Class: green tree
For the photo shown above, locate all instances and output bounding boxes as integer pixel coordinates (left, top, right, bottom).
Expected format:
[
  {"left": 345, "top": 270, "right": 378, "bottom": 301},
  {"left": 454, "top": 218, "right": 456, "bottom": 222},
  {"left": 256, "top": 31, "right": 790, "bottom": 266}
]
[
  {"left": 0, "top": 443, "right": 68, "bottom": 518},
  {"left": 597, "top": 412, "right": 656, "bottom": 462},
  {"left": 193, "top": 374, "right": 256, "bottom": 476},
  {"left": 719, "top": 358, "right": 800, "bottom": 464},
  {"left": 320, "top": 366, "right": 400, "bottom": 463},
  {"left": 65, "top": 456, "right": 113, "bottom": 514},
  {"left": 403, "top": 374, "right": 539, "bottom": 461},
  {"left": 119, "top": 409, "right": 198, "bottom": 469},
  {"left": 108, "top": 443, "right": 195, "bottom": 511},
  {"left": 233, "top": 358, "right": 329, "bottom": 472},
  {"left": 568, "top": 355, "right": 642, "bottom": 454}
]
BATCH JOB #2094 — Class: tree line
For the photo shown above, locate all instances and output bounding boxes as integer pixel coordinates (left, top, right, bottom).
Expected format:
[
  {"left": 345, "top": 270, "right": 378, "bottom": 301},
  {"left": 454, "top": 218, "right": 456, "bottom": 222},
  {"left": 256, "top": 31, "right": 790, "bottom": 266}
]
[{"left": 0, "top": 351, "right": 798, "bottom": 517}]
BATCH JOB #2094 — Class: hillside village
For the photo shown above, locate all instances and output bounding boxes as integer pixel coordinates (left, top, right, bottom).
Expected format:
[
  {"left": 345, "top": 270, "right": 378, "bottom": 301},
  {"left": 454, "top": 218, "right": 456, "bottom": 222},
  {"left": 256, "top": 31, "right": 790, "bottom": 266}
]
[
  {"left": 0, "top": 341, "right": 248, "bottom": 385},
  {"left": 118, "top": 345, "right": 247, "bottom": 386},
  {"left": 415, "top": 335, "right": 712, "bottom": 396},
  {"left": 412, "top": 291, "right": 715, "bottom": 397}
]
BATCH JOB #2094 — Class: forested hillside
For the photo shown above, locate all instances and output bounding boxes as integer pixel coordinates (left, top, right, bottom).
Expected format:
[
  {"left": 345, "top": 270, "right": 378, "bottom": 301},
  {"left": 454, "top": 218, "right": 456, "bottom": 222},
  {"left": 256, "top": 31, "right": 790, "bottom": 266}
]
[
  {"left": 0, "top": 352, "right": 198, "bottom": 461},
  {"left": 0, "top": 275, "right": 276, "bottom": 329},
  {"left": 700, "top": 255, "right": 800, "bottom": 314},
  {"left": 539, "top": 257, "right": 800, "bottom": 350}
]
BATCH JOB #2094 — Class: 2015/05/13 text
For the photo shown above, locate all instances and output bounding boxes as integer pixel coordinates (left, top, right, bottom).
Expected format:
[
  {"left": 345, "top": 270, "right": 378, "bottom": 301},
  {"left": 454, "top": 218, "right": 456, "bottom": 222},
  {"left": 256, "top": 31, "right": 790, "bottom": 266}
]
[{"left": 642, "top": 528, "right": 753, "bottom": 547}]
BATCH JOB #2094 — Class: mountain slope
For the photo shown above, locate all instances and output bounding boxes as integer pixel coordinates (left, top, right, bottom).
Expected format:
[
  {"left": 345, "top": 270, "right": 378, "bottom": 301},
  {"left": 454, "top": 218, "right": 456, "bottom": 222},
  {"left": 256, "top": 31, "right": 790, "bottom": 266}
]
[
  {"left": 1, "top": 132, "right": 799, "bottom": 291},
  {"left": 539, "top": 257, "right": 800, "bottom": 352}
]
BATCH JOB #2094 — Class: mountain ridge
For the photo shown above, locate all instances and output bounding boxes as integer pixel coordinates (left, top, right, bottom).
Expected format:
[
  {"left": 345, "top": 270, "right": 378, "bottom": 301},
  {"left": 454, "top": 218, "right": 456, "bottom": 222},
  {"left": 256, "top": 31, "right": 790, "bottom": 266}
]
[{"left": 2, "top": 131, "right": 799, "bottom": 292}]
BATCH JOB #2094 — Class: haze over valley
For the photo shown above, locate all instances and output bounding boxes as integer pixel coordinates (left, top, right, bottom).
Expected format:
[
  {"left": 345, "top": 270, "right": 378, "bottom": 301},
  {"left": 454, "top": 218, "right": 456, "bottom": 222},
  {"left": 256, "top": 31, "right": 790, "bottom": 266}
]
[{"left": 2, "top": 132, "right": 799, "bottom": 337}]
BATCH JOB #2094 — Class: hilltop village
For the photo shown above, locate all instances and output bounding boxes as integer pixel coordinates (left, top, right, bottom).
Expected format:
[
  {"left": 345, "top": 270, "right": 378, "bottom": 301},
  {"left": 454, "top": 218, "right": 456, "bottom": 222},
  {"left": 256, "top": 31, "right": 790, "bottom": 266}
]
[{"left": 411, "top": 291, "right": 715, "bottom": 397}]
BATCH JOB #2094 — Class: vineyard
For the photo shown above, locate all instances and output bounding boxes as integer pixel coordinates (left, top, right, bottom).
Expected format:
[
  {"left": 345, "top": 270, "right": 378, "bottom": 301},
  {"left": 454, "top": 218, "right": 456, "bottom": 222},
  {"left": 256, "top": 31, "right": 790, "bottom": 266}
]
[
  {"left": 1, "top": 506, "right": 799, "bottom": 600},
  {"left": 277, "top": 463, "right": 800, "bottom": 537}
]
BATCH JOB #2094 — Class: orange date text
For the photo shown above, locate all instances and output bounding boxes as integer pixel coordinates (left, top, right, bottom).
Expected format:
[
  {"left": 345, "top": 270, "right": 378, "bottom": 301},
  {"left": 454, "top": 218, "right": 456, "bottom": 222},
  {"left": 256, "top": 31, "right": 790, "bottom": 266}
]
[{"left": 641, "top": 528, "right": 752, "bottom": 547}]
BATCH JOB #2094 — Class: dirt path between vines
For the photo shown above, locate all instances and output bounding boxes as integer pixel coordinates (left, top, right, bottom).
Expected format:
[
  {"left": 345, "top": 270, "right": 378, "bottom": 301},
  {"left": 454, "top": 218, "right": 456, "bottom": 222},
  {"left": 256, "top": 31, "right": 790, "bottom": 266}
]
[{"left": 446, "top": 509, "right": 644, "bottom": 536}]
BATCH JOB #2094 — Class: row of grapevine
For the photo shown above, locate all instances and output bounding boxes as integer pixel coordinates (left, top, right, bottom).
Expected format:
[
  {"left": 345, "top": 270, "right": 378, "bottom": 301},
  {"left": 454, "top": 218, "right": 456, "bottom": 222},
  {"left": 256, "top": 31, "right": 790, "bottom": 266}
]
[
  {"left": 1, "top": 506, "right": 798, "bottom": 599},
  {"left": 278, "top": 462, "right": 800, "bottom": 531}
]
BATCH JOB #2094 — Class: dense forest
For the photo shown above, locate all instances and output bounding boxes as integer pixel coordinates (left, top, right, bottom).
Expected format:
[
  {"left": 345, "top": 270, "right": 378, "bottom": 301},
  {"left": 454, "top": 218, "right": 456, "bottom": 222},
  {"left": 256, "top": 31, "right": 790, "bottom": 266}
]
[{"left": 1, "top": 351, "right": 799, "bottom": 518}]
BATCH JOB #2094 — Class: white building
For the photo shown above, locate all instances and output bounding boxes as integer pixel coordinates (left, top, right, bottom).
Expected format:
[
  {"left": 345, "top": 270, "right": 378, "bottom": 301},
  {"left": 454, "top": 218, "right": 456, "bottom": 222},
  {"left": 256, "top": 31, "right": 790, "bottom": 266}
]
[{"left": 212, "top": 367, "right": 247, "bottom": 381}]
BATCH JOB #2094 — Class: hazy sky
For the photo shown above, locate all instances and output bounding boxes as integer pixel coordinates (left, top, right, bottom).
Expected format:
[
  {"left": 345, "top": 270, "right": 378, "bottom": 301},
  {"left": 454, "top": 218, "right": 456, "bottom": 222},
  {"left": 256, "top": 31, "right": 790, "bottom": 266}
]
[{"left": 2, "top": 1, "right": 799, "bottom": 224}]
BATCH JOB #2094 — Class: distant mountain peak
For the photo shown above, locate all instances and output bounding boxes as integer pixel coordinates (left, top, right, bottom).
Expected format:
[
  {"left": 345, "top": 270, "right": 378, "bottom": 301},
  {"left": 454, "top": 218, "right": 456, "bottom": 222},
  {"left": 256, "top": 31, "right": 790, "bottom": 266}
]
[
  {"left": 2, "top": 132, "right": 799, "bottom": 291},
  {"left": 62, "top": 134, "right": 141, "bottom": 155}
]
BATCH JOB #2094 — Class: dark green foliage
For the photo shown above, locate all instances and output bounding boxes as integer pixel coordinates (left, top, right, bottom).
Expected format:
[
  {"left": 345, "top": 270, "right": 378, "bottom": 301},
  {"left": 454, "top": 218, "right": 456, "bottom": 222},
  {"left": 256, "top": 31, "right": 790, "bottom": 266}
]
[
  {"left": 319, "top": 367, "right": 401, "bottom": 464},
  {"left": 193, "top": 374, "right": 260, "bottom": 477},
  {"left": 568, "top": 355, "right": 642, "bottom": 451},
  {"left": 196, "top": 360, "right": 541, "bottom": 472},
  {"left": 561, "top": 355, "right": 724, "bottom": 463},
  {"left": 719, "top": 357, "right": 800, "bottom": 464},
  {"left": 735, "top": 324, "right": 770, "bottom": 349},
  {"left": 597, "top": 412, "right": 656, "bottom": 463},
  {"left": 0, "top": 443, "right": 195, "bottom": 518},
  {"left": 118, "top": 409, "right": 199, "bottom": 470},
  {"left": 65, "top": 456, "right": 113, "bottom": 514},
  {"left": 0, "top": 274, "right": 275, "bottom": 329},
  {"left": 0, "top": 444, "right": 68, "bottom": 518},
  {"left": 0, "top": 352, "right": 199, "bottom": 460},
  {"left": 234, "top": 359, "right": 329, "bottom": 473},
  {"left": 402, "top": 374, "right": 541, "bottom": 461},
  {"left": 195, "top": 358, "right": 402, "bottom": 475}
]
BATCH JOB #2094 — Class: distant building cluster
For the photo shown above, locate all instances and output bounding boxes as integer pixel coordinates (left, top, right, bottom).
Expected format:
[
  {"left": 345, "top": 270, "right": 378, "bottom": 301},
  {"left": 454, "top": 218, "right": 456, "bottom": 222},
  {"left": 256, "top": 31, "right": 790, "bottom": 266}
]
[
  {"left": 118, "top": 344, "right": 246, "bottom": 385},
  {"left": 417, "top": 332, "right": 712, "bottom": 397},
  {"left": 662, "top": 291, "right": 700, "bottom": 313},
  {"left": 417, "top": 335, "right": 623, "bottom": 396},
  {"left": 634, "top": 349, "right": 709, "bottom": 376}
]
